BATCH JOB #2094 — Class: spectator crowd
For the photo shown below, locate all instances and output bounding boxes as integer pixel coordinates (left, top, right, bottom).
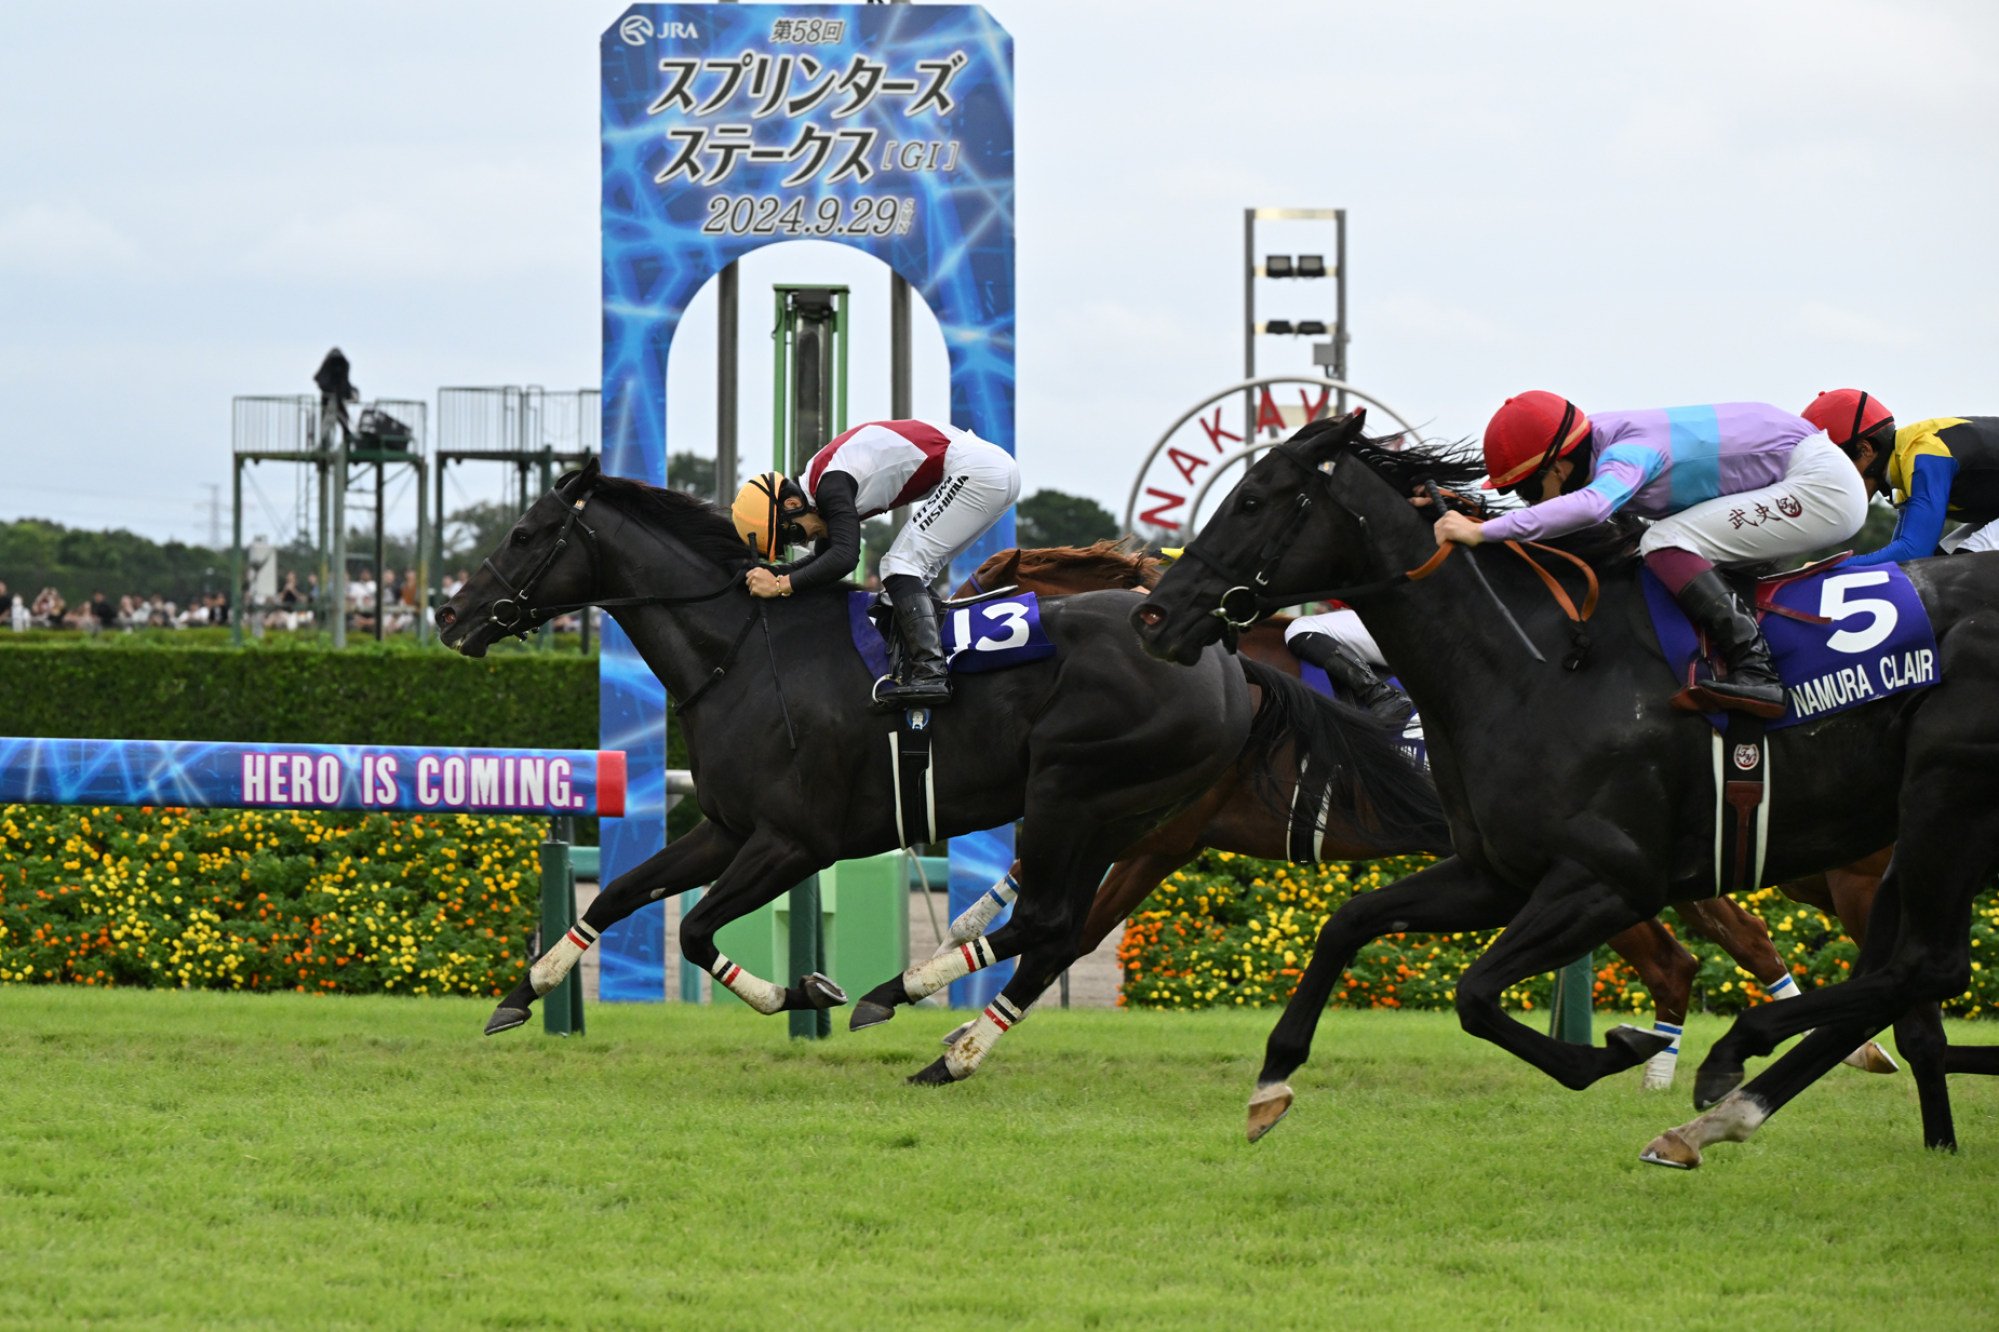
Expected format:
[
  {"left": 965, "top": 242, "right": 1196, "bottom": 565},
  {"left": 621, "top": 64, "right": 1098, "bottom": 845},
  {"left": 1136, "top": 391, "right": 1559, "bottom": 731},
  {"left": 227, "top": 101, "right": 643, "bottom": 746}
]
[
  {"left": 3, "top": 567, "right": 594, "bottom": 637},
  {"left": 1, "top": 579, "right": 232, "bottom": 633}
]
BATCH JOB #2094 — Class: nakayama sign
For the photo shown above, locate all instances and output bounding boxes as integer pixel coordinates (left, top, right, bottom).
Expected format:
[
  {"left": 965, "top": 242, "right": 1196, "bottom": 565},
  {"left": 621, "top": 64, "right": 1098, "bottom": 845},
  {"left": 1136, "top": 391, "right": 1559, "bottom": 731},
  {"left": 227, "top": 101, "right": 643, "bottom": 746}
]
[{"left": 1123, "top": 376, "right": 1427, "bottom": 538}]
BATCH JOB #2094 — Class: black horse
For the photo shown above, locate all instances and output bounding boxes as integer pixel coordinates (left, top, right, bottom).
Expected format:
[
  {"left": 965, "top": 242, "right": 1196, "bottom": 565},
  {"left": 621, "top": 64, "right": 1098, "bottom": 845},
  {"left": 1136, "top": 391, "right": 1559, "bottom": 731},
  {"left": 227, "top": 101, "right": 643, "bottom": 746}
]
[
  {"left": 437, "top": 459, "right": 1424, "bottom": 1084},
  {"left": 1132, "top": 410, "right": 1999, "bottom": 1165}
]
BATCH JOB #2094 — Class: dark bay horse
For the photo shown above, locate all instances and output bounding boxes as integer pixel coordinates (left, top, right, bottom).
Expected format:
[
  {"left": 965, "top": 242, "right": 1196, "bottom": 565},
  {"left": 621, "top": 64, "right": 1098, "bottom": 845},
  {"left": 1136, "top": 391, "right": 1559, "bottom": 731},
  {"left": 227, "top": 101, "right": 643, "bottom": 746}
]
[
  {"left": 955, "top": 542, "right": 1893, "bottom": 1088},
  {"left": 439, "top": 460, "right": 1348, "bottom": 1084},
  {"left": 1134, "top": 410, "right": 1999, "bottom": 1165}
]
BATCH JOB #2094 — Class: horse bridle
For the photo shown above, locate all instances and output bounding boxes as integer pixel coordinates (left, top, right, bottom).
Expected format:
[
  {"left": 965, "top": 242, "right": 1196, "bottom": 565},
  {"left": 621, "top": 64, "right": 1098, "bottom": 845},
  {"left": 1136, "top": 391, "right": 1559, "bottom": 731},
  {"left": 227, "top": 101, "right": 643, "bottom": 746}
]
[
  {"left": 482, "top": 493, "right": 601, "bottom": 635},
  {"left": 1180, "top": 446, "right": 1427, "bottom": 632},
  {"left": 480, "top": 484, "right": 744, "bottom": 639},
  {"left": 1174, "top": 446, "right": 1594, "bottom": 668}
]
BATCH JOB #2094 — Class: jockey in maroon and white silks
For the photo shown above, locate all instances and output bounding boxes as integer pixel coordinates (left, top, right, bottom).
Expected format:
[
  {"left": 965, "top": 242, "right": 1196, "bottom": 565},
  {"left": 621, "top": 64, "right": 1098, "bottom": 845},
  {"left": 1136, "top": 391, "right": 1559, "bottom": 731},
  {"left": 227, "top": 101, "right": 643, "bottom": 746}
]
[{"left": 729, "top": 419, "right": 1020, "bottom": 706}]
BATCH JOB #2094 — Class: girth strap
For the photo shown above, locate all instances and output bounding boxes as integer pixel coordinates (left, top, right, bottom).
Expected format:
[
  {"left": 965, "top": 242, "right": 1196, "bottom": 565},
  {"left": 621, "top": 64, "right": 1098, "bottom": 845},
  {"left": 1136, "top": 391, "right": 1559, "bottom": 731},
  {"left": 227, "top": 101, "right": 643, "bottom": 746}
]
[
  {"left": 1287, "top": 753, "right": 1335, "bottom": 863},
  {"left": 889, "top": 708, "right": 938, "bottom": 847},
  {"left": 1712, "top": 713, "right": 1771, "bottom": 896}
]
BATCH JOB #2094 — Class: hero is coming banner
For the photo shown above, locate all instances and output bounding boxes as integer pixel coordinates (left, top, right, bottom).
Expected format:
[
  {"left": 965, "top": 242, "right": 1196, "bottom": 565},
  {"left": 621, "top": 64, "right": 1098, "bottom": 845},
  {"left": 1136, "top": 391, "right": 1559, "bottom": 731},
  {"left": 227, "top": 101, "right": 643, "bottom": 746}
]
[
  {"left": 0, "top": 738, "right": 626, "bottom": 816},
  {"left": 598, "top": 6, "right": 1016, "bottom": 1003}
]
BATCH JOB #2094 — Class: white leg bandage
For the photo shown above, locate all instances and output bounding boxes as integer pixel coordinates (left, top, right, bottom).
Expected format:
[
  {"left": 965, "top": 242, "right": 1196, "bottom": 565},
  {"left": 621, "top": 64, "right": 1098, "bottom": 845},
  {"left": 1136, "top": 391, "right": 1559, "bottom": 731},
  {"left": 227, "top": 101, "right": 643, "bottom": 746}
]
[
  {"left": 943, "top": 993, "right": 1025, "bottom": 1080},
  {"left": 942, "top": 873, "right": 1018, "bottom": 948},
  {"left": 709, "top": 952, "right": 789, "bottom": 1015},
  {"left": 903, "top": 936, "right": 997, "bottom": 1003},
  {"left": 1766, "top": 973, "right": 1800, "bottom": 1001},
  {"left": 1641, "top": 1020, "right": 1683, "bottom": 1091},
  {"left": 530, "top": 920, "right": 600, "bottom": 996}
]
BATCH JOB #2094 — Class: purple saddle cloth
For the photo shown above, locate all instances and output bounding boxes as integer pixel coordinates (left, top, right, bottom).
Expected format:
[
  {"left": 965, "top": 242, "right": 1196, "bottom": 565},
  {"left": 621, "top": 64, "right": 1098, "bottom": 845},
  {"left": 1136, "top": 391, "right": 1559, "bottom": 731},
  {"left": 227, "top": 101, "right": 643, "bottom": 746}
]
[
  {"left": 847, "top": 590, "right": 1057, "bottom": 681},
  {"left": 1639, "top": 561, "right": 1937, "bottom": 731}
]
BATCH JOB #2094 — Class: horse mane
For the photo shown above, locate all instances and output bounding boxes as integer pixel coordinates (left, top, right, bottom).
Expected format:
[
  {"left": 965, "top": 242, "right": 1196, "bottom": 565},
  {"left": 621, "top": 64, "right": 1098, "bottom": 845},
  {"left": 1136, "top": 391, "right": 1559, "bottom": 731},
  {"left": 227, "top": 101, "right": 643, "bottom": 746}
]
[
  {"left": 1297, "top": 421, "right": 1645, "bottom": 574},
  {"left": 590, "top": 476, "right": 757, "bottom": 572},
  {"left": 1016, "top": 539, "right": 1161, "bottom": 590}
]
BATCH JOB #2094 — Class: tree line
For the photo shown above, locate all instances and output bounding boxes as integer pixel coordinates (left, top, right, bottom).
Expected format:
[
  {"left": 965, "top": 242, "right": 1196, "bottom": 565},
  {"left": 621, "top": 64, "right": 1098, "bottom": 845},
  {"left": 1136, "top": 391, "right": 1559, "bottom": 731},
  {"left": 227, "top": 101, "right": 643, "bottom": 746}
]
[{"left": 3, "top": 458, "right": 1122, "bottom": 604}]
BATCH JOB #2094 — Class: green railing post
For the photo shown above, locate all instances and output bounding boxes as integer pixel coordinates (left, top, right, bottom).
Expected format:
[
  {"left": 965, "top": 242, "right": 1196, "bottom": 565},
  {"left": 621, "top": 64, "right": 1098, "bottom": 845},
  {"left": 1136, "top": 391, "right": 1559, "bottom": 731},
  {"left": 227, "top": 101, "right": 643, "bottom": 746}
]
[
  {"left": 540, "top": 815, "right": 583, "bottom": 1037},
  {"left": 1548, "top": 953, "right": 1593, "bottom": 1044},
  {"left": 787, "top": 875, "right": 828, "bottom": 1040},
  {"left": 678, "top": 886, "right": 705, "bottom": 1003}
]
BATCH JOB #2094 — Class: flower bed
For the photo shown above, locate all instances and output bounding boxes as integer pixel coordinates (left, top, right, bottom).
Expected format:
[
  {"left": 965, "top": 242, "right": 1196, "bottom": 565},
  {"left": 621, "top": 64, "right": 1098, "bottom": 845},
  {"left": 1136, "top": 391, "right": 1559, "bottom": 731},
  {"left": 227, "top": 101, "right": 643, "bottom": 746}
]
[
  {"left": 0, "top": 805, "right": 542, "bottom": 996},
  {"left": 1118, "top": 851, "right": 1999, "bottom": 1018}
]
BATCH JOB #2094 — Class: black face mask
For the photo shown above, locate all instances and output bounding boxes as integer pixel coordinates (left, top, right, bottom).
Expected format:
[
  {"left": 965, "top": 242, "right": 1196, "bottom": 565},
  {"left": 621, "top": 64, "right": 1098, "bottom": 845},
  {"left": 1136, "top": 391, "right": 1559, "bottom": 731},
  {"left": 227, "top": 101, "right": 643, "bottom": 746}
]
[{"left": 1504, "top": 476, "right": 1545, "bottom": 505}]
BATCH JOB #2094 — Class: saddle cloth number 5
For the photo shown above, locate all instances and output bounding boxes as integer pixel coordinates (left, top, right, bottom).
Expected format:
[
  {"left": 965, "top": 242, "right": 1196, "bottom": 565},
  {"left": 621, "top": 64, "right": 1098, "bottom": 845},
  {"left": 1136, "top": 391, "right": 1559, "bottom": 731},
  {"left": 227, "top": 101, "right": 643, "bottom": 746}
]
[{"left": 1820, "top": 570, "right": 1898, "bottom": 654}]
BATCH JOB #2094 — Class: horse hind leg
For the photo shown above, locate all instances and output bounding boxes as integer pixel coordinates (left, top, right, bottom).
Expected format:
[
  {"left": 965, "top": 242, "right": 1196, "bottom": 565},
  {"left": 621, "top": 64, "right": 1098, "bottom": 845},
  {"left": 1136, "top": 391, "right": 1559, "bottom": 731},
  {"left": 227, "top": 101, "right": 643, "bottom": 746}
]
[
  {"left": 938, "top": 864, "right": 1019, "bottom": 952},
  {"left": 1676, "top": 893, "right": 1898, "bottom": 1077},
  {"left": 932, "top": 850, "right": 1195, "bottom": 1046},
  {"left": 1895, "top": 1002, "right": 1956, "bottom": 1152}
]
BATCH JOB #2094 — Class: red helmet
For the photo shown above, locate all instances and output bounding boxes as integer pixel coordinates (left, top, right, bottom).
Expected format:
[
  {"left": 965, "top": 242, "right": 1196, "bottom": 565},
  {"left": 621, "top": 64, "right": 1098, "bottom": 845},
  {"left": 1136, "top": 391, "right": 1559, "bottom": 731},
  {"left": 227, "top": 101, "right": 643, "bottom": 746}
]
[
  {"left": 1800, "top": 389, "right": 1894, "bottom": 447},
  {"left": 1481, "top": 391, "right": 1592, "bottom": 490}
]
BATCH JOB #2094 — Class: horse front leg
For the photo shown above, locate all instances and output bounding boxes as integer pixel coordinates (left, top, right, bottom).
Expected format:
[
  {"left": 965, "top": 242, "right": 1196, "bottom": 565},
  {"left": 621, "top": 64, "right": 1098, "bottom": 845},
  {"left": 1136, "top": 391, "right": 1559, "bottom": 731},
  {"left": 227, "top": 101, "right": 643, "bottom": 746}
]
[
  {"left": 1451, "top": 859, "right": 1670, "bottom": 1091},
  {"left": 677, "top": 832, "right": 846, "bottom": 1016},
  {"left": 1249, "top": 856, "right": 1520, "bottom": 1142},
  {"left": 483, "top": 818, "right": 743, "bottom": 1035}
]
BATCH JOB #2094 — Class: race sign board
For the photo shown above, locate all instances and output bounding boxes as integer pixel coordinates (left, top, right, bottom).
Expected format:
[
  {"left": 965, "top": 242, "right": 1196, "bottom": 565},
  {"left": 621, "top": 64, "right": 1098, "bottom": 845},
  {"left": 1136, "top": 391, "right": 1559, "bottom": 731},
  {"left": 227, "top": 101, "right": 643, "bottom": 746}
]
[
  {"left": 599, "top": 6, "right": 1016, "bottom": 1004},
  {"left": 0, "top": 738, "right": 627, "bottom": 816}
]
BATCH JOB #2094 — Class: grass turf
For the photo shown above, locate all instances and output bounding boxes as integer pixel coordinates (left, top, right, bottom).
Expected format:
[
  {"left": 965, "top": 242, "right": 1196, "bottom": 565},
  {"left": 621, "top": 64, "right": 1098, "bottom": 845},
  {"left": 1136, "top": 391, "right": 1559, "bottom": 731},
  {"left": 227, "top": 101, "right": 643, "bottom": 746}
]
[{"left": 2, "top": 989, "right": 1996, "bottom": 1329}]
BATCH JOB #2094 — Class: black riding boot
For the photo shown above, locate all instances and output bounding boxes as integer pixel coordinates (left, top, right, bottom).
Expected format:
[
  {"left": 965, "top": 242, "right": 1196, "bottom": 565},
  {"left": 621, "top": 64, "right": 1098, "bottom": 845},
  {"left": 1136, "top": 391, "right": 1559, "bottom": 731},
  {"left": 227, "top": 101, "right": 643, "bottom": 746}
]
[
  {"left": 1677, "top": 569, "right": 1785, "bottom": 718},
  {"left": 1289, "top": 631, "right": 1411, "bottom": 722},
  {"left": 876, "top": 574, "right": 952, "bottom": 707}
]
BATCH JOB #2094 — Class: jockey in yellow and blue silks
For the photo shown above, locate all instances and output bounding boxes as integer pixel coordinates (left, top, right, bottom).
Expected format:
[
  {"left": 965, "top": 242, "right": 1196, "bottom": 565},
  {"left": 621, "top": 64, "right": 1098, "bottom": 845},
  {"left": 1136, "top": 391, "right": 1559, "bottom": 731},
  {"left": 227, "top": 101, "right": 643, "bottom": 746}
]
[{"left": 1801, "top": 389, "right": 1999, "bottom": 565}]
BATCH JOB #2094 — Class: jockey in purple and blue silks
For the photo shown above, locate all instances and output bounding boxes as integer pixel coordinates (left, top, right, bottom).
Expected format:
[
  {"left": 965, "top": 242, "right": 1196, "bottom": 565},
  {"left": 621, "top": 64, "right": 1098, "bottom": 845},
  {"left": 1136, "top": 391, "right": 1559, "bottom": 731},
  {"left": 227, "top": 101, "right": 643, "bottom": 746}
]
[{"left": 1432, "top": 393, "right": 1867, "bottom": 717}]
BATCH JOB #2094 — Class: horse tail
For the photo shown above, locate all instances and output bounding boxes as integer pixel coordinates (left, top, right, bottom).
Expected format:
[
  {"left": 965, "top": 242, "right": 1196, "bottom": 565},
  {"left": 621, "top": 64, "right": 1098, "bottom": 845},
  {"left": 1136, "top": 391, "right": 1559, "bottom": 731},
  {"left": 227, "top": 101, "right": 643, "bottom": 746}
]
[{"left": 1236, "top": 657, "right": 1452, "bottom": 856}]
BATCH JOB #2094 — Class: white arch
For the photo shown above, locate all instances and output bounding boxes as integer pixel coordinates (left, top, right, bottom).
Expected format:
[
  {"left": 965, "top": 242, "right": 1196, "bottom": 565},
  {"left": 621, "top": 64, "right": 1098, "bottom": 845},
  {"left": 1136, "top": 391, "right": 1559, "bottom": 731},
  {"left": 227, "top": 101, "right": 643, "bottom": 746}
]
[{"left": 1122, "top": 376, "right": 1428, "bottom": 532}]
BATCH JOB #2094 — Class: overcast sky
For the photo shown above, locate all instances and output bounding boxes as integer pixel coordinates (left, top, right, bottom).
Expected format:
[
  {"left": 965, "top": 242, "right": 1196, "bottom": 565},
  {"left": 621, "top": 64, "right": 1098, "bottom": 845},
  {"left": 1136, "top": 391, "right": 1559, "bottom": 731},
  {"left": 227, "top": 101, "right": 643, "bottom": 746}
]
[{"left": 2, "top": 0, "right": 1994, "bottom": 545}]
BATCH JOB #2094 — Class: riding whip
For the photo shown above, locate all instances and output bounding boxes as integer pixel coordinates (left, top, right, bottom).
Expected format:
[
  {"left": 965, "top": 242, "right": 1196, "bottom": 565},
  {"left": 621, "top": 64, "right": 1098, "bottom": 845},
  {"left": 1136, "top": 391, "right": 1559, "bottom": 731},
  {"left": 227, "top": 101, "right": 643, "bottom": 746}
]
[{"left": 1425, "top": 483, "right": 1546, "bottom": 664}]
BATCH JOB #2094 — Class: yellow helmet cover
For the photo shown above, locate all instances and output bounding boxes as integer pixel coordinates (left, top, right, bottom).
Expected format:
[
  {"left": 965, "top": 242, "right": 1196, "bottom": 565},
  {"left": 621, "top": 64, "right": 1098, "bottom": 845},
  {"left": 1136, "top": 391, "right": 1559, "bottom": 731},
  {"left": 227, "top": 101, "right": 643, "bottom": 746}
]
[{"left": 731, "top": 471, "right": 792, "bottom": 561}]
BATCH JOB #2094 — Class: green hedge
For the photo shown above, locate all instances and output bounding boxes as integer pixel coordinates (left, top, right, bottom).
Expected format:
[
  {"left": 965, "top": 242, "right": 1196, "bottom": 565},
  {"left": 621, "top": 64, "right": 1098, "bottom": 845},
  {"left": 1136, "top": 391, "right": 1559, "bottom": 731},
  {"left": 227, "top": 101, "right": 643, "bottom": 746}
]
[{"left": 0, "top": 639, "right": 599, "bottom": 748}]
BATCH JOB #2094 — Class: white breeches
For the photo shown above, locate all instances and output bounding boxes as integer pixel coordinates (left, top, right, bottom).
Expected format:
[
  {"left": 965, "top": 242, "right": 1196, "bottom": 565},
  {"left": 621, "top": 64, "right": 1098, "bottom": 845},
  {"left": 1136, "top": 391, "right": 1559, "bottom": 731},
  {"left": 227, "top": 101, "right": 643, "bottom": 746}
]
[
  {"left": 879, "top": 437, "right": 1022, "bottom": 582},
  {"left": 1284, "top": 608, "right": 1387, "bottom": 669},
  {"left": 1944, "top": 517, "right": 1999, "bottom": 555},
  {"left": 1638, "top": 434, "right": 1867, "bottom": 566}
]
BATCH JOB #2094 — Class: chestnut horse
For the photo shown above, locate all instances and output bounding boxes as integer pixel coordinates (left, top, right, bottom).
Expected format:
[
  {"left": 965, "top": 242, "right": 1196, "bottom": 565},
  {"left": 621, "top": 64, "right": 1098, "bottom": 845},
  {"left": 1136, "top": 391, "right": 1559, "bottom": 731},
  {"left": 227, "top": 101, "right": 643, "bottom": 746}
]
[{"left": 950, "top": 540, "right": 1894, "bottom": 1086}]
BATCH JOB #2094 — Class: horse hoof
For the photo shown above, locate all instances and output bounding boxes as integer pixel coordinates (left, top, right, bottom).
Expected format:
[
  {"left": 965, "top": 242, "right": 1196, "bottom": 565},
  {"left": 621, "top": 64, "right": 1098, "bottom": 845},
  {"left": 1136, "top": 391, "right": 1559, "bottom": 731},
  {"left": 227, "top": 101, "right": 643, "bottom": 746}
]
[
  {"left": 1246, "top": 1083, "right": 1294, "bottom": 1143},
  {"left": 907, "top": 1056, "right": 960, "bottom": 1087},
  {"left": 484, "top": 1007, "right": 529, "bottom": 1036},
  {"left": 1639, "top": 1129, "right": 1701, "bottom": 1169},
  {"left": 849, "top": 1000, "right": 896, "bottom": 1031},
  {"left": 1606, "top": 1024, "right": 1673, "bottom": 1068},
  {"left": 940, "top": 1019, "right": 975, "bottom": 1048},
  {"left": 797, "top": 974, "right": 848, "bottom": 1010},
  {"left": 1844, "top": 1040, "right": 1899, "bottom": 1075}
]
